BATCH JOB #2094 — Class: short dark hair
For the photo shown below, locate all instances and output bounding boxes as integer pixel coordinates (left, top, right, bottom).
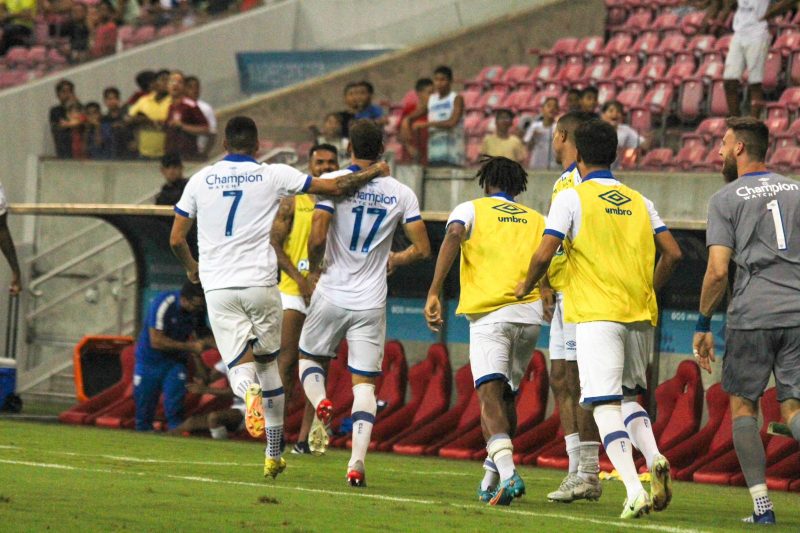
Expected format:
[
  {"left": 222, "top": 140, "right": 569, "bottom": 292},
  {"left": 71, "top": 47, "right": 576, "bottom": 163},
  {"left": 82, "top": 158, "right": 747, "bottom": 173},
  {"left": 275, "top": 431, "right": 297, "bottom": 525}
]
[
  {"left": 495, "top": 108, "right": 514, "bottom": 120},
  {"left": 556, "top": 111, "right": 598, "bottom": 143},
  {"left": 225, "top": 116, "right": 259, "bottom": 152},
  {"left": 85, "top": 101, "right": 101, "bottom": 112},
  {"left": 161, "top": 152, "right": 182, "bottom": 168},
  {"left": 601, "top": 100, "right": 624, "bottom": 114},
  {"left": 55, "top": 79, "right": 74, "bottom": 94},
  {"left": 155, "top": 69, "right": 171, "bottom": 79},
  {"left": 349, "top": 119, "right": 384, "bottom": 160},
  {"left": 309, "top": 143, "right": 338, "bottom": 160},
  {"left": 134, "top": 70, "right": 155, "bottom": 91},
  {"left": 415, "top": 78, "right": 433, "bottom": 92},
  {"left": 102, "top": 86, "right": 120, "bottom": 99},
  {"left": 543, "top": 96, "right": 559, "bottom": 107},
  {"left": 180, "top": 281, "right": 205, "bottom": 300},
  {"left": 726, "top": 117, "right": 769, "bottom": 162},
  {"left": 476, "top": 156, "right": 527, "bottom": 197},
  {"left": 581, "top": 86, "right": 599, "bottom": 98},
  {"left": 434, "top": 65, "right": 453, "bottom": 80},
  {"left": 567, "top": 88, "right": 581, "bottom": 97},
  {"left": 184, "top": 75, "right": 199, "bottom": 85},
  {"left": 344, "top": 82, "right": 359, "bottom": 94},
  {"left": 575, "top": 118, "right": 618, "bottom": 168},
  {"left": 359, "top": 80, "right": 374, "bottom": 95}
]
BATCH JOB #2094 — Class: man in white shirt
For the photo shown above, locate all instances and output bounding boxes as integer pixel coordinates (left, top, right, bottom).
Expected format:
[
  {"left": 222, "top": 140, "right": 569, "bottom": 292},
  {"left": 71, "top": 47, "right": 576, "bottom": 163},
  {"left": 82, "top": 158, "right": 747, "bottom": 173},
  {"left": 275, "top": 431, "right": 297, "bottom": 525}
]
[
  {"left": 185, "top": 76, "right": 217, "bottom": 157},
  {"left": 170, "top": 116, "right": 387, "bottom": 479},
  {"left": 0, "top": 183, "right": 21, "bottom": 295},
  {"left": 298, "top": 119, "right": 431, "bottom": 487}
]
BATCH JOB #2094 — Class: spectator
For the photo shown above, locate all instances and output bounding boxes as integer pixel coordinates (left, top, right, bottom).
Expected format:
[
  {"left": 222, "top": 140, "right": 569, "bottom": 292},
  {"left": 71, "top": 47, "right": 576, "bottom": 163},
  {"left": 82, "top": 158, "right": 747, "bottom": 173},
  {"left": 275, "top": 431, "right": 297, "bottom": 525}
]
[
  {"left": 406, "top": 65, "right": 465, "bottom": 166},
  {"left": 399, "top": 77, "right": 433, "bottom": 163},
  {"left": 62, "top": 2, "right": 91, "bottom": 63},
  {"left": 90, "top": 0, "right": 118, "bottom": 58},
  {"left": 601, "top": 100, "right": 650, "bottom": 168},
  {"left": 49, "top": 79, "right": 77, "bottom": 159},
  {"left": 354, "top": 81, "right": 387, "bottom": 125},
  {"left": 338, "top": 81, "right": 359, "bottom": 137},
  {"left": 184, "top": 76, "right": 217, "bottom": 157},
  {"left": 126, "top": 69, "right": 172, "bottom": 159},
  {"left": 127, "top": 70, "right": 156, "bottom": 107},
  {"left": 480, "top": 108, "right": 527, "bottom": 165},
  {"left": 165, "top": 71, "right": 209, "bottom": 160},
  {"left": 523, "top": 96, "right": 559, "bottom": 169},
  {"left": 84, "top": 101, "right": 112, "bottom": 159},
  {"left": 309, "top": 112, "right": 348, "bottom": 165},
  {"left": 65, "top": 102, "right": 87, "bottom": 159},
  {"left": 566, "top": 88, "right": 582, "bottom": 112},
  {"left": 102, "top": 86, "right": 134, "bottom": 159},
  {"left": 579, "top": 86, "right": 599, "bottom": 113},
  {"left": 0, "top": 0, "right": 35, "bottom": 55},
  {"left": 108, "top": 0, "right": 141, "bottom": 25},
  {"left": 154, "top": 153, "right": 187, "bottom": 205}
]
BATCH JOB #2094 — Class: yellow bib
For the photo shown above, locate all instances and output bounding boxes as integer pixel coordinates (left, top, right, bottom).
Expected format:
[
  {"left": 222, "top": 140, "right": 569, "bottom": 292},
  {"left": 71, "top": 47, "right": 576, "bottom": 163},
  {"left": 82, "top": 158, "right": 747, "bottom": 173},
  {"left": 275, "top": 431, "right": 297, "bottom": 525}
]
[
  {"left": 548, "top": 163, "right": 581, "bottom": 292},
  {"left": 563, "top": 180, "right": 658, "bottom": 325},
  {"left": 278, "top": 194, "right": 314, "bottom": 296},
  {"left": 456, "top": 196, "right": 545, "bottom": 315}
]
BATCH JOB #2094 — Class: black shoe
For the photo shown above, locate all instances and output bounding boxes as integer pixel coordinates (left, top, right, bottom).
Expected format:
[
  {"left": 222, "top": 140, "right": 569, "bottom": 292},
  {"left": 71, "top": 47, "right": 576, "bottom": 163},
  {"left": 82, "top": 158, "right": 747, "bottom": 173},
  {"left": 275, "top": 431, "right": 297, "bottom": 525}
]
[{"left": 291, "top": 441, "right": 311, "bottom": 455}]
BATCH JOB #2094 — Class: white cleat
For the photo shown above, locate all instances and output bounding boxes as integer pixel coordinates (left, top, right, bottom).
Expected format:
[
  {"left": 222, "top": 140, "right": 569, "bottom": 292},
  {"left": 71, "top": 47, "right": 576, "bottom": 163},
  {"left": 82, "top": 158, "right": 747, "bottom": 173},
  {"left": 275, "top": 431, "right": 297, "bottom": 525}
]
[{"left": 547, "top": 472, "right": 603, "bottom": 503}]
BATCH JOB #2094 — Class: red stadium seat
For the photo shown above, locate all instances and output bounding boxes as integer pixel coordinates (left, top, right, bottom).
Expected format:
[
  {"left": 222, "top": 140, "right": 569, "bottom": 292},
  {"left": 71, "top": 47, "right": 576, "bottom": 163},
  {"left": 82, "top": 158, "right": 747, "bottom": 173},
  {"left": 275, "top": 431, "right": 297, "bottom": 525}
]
[
  {"left": 768, "top": 146, "right": 800, "bottom": 173},
  {"left": 687, "top": 34, "right": 716, "bottom": 55},
  {"left": 621, "top": 10, "right": 653, "bottom": 33},
  {"left": 765, "top": 113, "right": 790, "bottom": 135},
  {"left": 583, "top": 57, "right": 612, "bottom": 86},
  {"left": 766, "top": 450, "right": 800, "bottom": 491},
  {"left": 132, "top": 25, "right": 156, "bottom": 45},
  {"left": 609, "top": 55, "right": 640, "bottom": 86},
  {"left": 4, "top": 47, "right": 28, "bottom": 67},
  {"left": 464, "top": 65, "right": 504, "bottom": 89},
  {"left": 687, "top": 117, "right": 728, "bottom": 142},
  {"left": 766, "top": 87, "right": 800, "bottom": 115},
  {"left": 604, "top": 33, "right": 634, "bottom": 57},
  {"left": 674, "top": 144, "right": 708, "bottom": 171},
  {"left": 464, "top": 112, "right": 489, "bottom": 137},
  {"left": 500, "top": 87, "right": 536, "bottom": 113},
  {"left": 466, "top": 139, "right": 483, "bottom": 165},
  {"left": 642, "top": 81, "right": 675, "bottom": 114},
  {"left": 652, "top": 11, "right": 680, "bottom": 35},
  {"left": 632, "top": 32, "right": 661, "bottom": 56},
  {"left": 576, "top": 36, "right": 605, "bottom": 58},
  {"left": 761, "top": 50, "right": 783, "bottom": 92},
  {"left": 680, "top": 11, "right": 707, "bottom": 36},
  {"left": 707, "top": 79, "right": 729, "bottom": 116},
  {"left": 374, "top": 341, "right": 408, "bottom": 421},
  {"left": 773, "top": 30, "right": 800, "bottom": 57},
  {"left": 773, "top": 117, "right": 800, "bottom": 147},
  {"left": 639, "top": 147, "right": 674, "bottom": 170},
  {"left": 692, "top": 146, "right": 723, "bottom": 170},
  {"left": 597, "top": 81, "right": 617, "bottom": 105},
  {"left": 557, "top": 56, "right": 585, "bottom": 86},
  {"left": 656, "top": 33, "right": 687, "bottom": 57},
  {"left": 500, "top": 65, "right": 532, "bottom": 89},
  {"left": 635, "top": 55, "right": 668, "bottom": 84},
  {"left": 665, "top": 57, "right": 697, "bottom": 86},
  {"left": 475, "top": 87, "right": 509, "bottom": 113},
  {"left": 118, "top": 25, "right": 135, "bottom": 49},
  {"left": 651, "top": 360, "right": 703, "bottom": 454},
  {"left": 628, "top": 106, "right": 652, "bottom": 134},
  {"left": 530, "top": 63, "right": 560, "bottom": 89},
  {"left": 540, "top": 37, "right": 579, "bottom": 62},
  {"left": 616, "top": 81, "right": 646, "bottom": 110},
  {"left": 695, "top": 53, "right": 726, "bottom": 81},
  {"left": 517, "top": 410, "right": 562, "bottom": 465},
  {"left": 462, "top": 87, "right": 484, "bottom": 112},
  {"left": 713, "top": 34, "right": 733, "bottom": 55}
]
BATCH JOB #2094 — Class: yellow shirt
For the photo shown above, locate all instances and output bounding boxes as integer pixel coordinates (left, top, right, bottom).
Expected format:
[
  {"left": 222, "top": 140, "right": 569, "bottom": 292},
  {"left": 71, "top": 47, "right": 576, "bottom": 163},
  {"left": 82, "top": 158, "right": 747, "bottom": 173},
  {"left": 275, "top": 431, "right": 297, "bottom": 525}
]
[
  {"left": 480, "top": 134, "right": 526, "bottom": 163},
  {"left": 2, "top": 0, "right": 35, "bottom": 28},
  {"left": 557, "top": 177, "right": 658, "bottom": 325},
  {"left": 128, "top": 93, "right": 172, "bottom": 158},
  {"left": 547, "top": 163, "right": 581, "bottom": 292},
  {"left": 454, "top": 195, "right": 545, "bottom": 315},
  {"left": 278, "top": 194, "right": 314, "bottom": 296}
]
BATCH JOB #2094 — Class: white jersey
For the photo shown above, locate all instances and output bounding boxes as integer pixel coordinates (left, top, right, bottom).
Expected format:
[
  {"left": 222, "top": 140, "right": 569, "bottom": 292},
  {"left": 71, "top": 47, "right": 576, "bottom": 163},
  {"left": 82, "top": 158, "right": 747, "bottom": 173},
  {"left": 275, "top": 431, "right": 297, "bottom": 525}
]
[
  {"left": 315, "top": 165, "right": 421, "bottom": 310},
  {"left": 733, "top": 0, "right": 768, "bottom": 39},
  {"left": 175, "top": 154, "right": 311, "bottom": 291},
  {"left": 0, "top": 182, "right": 7, "bottom": 216}
]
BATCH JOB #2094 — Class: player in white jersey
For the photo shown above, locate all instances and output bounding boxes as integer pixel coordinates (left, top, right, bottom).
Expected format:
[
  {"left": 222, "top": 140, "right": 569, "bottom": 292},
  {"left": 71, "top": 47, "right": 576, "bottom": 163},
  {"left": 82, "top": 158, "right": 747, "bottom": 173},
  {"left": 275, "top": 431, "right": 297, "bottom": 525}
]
[
  {"left": 297, "top": 119, "right": 431, "bottom": 487},
  {"left": 170, "top": 116, "right": 388, "bottom": 479}
]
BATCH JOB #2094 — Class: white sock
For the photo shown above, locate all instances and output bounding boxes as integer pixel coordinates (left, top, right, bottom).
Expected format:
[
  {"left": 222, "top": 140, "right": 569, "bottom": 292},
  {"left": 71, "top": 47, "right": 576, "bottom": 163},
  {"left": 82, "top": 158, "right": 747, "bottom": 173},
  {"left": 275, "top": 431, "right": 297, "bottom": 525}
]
[
  {"left": 565, "top": 432, "right": 580, "bottom": 474},
  {"left": 481, "top": 458, "right": 499, "bottom": 491},
  {"left": 578, "top": 441, "right": 601, "bottom": 481},
  {"left": 749, "top": 484, "right": 774, "bottom": 515},
  {"left": 594, "top": 404, "right": 643, "bottom": 501},
  {"left": 487, "top": 434, "right": 515, "bottom": 482},
  {"left": 256, "top": 359, "right": 285, "bottom": 460},
  {"left": 227, "top": 362, "right": 257, "bottom": 400},
  {"left": 299, "top": 359, "right": 327, "bottom": 409},
  {"left": 622, "top": 400, "right": 660, "bottom": 470},
  {"left": 349, "top": 383, "right": 376, "bottom": 470},
  {"left": 209, "top": 426, "right": 228, "bottom": 440}
]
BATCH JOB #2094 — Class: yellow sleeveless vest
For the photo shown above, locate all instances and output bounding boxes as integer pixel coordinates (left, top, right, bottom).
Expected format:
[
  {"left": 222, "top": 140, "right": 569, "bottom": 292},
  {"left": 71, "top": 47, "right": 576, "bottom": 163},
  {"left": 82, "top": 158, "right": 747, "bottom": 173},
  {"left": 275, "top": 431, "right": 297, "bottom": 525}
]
[
  {"left": 456, "top": 195, "right": 545, "bottom": 315},
  {"left": 563, "top": 179, "right": 658, "bottom": 325},
  {"left": 278, "top": 194, "right": 314, "bottom": 296},
  {"left": 548, "top": 163, "right": 581, "bottom": 292}
]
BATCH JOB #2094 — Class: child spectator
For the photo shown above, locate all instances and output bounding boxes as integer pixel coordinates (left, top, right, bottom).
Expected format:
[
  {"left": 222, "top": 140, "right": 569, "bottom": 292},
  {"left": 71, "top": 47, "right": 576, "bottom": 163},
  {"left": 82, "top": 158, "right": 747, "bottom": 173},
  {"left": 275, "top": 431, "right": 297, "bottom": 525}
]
[
  {"left": 91, "top": 1, "right": 118, "bottom": 58},
  {"left": 154, "top": 153, "right": 187, "bottom": 205},
  {"left": 165, "top": 71, "right": 209, "bottom": 160},
  {"left": 102, "top": 86, "right": 134, "bottom": 159},
  {"left": 338, "top": 81, "right": 360, "bottom": 137},
  {"left": 65, "top": 102, "right": 87, "bottom": 159},
  {"left": 310, "top": 112, "right": 348, "bottom": 166},
  {"left": 579, "top": 86, "right": 599, "bottom": 113},
  {"left": 84, "top": 101, "right": 112, "bottom": 159},
  {"left": 523, "top": 96, "right": 559, "bottom": 169},
  {"left": 399, "top": 78, "right": 433, "bottom": 163},
  {"left": 49, "top": 79, "right": 77, "bottom": 159},
  {"left": 565, "top": 87, "right": 581, "bottom": 112},
  {"left": 601, "top": 100, "right": 650, "bottom": 169},
  {"left": 354, "top": 81, "right": 387, "bottom": 125},
  {"left": 480, "top": 108, "right": 526, "bottom": 165}
]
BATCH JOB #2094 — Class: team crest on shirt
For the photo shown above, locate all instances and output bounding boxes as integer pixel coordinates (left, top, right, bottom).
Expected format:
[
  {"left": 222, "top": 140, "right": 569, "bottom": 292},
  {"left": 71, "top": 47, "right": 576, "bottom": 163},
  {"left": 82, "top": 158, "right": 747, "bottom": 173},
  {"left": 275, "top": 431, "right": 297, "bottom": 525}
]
[
  {"left": 599, "top": 190, "right": 633, "bottom": 216},
  {"left": 492, "top": 203, "right": 527, "bottom": 215}
]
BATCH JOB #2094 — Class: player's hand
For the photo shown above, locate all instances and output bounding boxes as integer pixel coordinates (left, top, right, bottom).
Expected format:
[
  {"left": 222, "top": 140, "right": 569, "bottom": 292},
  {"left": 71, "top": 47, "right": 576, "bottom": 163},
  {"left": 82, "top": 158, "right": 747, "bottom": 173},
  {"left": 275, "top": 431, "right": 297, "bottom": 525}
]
[
  {"left": 375, "top": 160, "right": 390, "bottom": 177},
  {"left": 186, "top": 381, "right": 206, "bottom": 394},
  {"left": 387, "top": 252, "right": 398, "bottom": 276},
  {"left": 9, "top": 274, "right": 21, "bottom": 296},
  {"left": 541, "top": 288, "right": 554, "bottom": 323},
  {"left": 412, "top": 122, "right": 426, "bottom": 131},
  {"left": 692, "top": 332, "right": 716, "bottom": 374},
  {"left": 186, "top": 267, "right": 200, "bottom": 284},
  {"left": 189, "top": 340, "right": 205, "bottom": 355},
  {"left": 514, "top": 281, "right": 530, "bottom": 300},
  {"left": 307, "top": 271, "right": 321, "bottom": 295},
  {"left": 424, "top": 294, "right": 443, "bottom": 332},
  {"left": 297, "top": 277, "right": 314, "bottom": 306}
]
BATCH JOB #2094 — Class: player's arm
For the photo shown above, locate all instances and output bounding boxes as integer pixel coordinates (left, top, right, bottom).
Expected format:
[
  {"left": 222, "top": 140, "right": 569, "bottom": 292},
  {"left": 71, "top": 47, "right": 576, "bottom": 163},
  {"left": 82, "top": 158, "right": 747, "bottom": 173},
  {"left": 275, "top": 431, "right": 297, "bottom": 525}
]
[
  {"left": 425, "top": 222, "right": 465, "bottom": 332},
  {"left": 653, "top": 230, "right": 683, "bottom": 293},
  {"left": 692, "top": 244, "right": 732, "bottom": 372},
  {"left": 515, "top": 235, "right": 562, "bottom": 299},
  {"left": 764, "top": 0, "right": 799, "bottom": 19},
  {"left": 305, "top": 161, "right": 390, "bottom": 197},
  {"left": 149, "top": 328, "right": 204, "bottom": 355},
  {"left": 402, "top": 103, "right": 428, "bottom": 131},
  {"left": 389, "top": 220, "right": 432, "bottom": 275},
  {"left": 307, "top": 208, "right": 332, "bottom": 285},
  {"left": 169, "top": 213, "right": 199, "bottom": 283},
  {"left": 270, "top": 197, "right": 311, "bottom": 299},
  {"left": 0, "top": 213, "right": 21, "bottom": 295}
]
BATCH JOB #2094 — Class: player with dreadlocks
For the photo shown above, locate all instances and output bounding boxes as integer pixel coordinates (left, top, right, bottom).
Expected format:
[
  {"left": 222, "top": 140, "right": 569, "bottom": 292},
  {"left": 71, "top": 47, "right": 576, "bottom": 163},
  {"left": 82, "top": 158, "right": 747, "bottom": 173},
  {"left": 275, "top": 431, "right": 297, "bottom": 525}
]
[{"left": 425, "top": 156, "right": 548, "bottom": 506}]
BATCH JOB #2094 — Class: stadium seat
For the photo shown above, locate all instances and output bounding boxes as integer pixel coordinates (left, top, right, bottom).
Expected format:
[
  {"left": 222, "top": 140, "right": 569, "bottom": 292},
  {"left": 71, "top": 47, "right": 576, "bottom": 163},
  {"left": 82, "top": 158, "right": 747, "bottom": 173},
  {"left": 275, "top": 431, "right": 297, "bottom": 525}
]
[
  {"left": 132, "top": 25, "right": 156, "bottom": 45},
  {"left": 616, "top": 81, "right": 646, "bottom": 110},
  {"left": 373, "top": 341, "right": 408, "bottom": 421},
  {"left": 610, "top": 56, "right": 640, "bottom": 86},
  {"left": 575, "top": 35, "right": 605, "bottom": 58},
  {"left": 695, "top": 53, "right": 726, "bottom": 81},
  {"left": 539, "top": 37, "right": 579, "bottom": 62},
  {"left": 713, "top": 34, "right": 733, "bottom": 55},
  {"left": 557, "top": 56, "right": 585, "bottom": 86},
  {"left": 766, "top": 87, "right": 800, "bottom": 116},
  {"left": 620, "top": 10, "right": 653, "bottom": 33},
  {"left": 656, "top": 33, "right": 687, "bottom": 57},
  {"left": 466, "top": 138, "right": 484, "bottom": 165},
  {"left": 664, "top": 55, "right": 696, "bottom": 86},
  {"left": 680, "top": 11, "right": 707, "bottom": 36},
  {"left": 641, "top": 80, "right": 675, "bottom": 115},
  {"left": 603, "top": 33, "right": 634, "bottom": 57},
  {"left": 674, "top": 143, "right": 708, "bottom": 171},
  {"left": 597, "top": 81, "right": 617, "bottom": 105},
  {"left": 766, "top": 450, "right": 800, "bottom": 491},
  {"left": 686, "top": 117, "right": 728, "bottom": 143},
  {"left": 768, "top": 146, "right": 800, "bottom": 173},
  {"left": 583, "top": 56, "right": 612, "bottom": 86},
  {"left": 118, "top": 25, "right": 136, "bottom": 49},
  {"left": 516, "top": 410, "right": 562, "bottom": 465},
  {"left": 687, "top": 34, "right": 716, "bottom": 55},
  {"left": 500, "top": 87, "right": 536, "bottom": 113},
  {"left": 475, "top": 87, "right": 509, "bottom": 113},
  {"left": 761, "top": 50, "right": 783, "bottom": 93},
  {"left": 650, "top": 360, "right": 703, "bottom": 454},
  {"left": 773, "top": 29, "right": 800, "bottom": 58},
  {"left": 629, "top": 106, "right": 652, "bottom": 134},
  {"left": 462, "top": 87, "right": 484, "bottom": 112},
  {"left": 677, "top": 79, "right": 705, "bottom": 122},
  {"left": 707, "top": 80, "right": 729, "bottom": 117},
  {"left": 530, "top": 63, "right": 560, "bottom": 89},
  {"left": 500, "top": 65, "right": 532, "bottom": 89},
  {"left": 692, "top": 146, "right": 723, "bottom": 170},
  {"left": 651, "top": 11, "right": 680, "bottom": 35},
  {"left": 765, "top": 113, "right": 790, "bottom": 135},
  {"left": 4, "top": 47, "right": 28, "bottom": 68},
  {"left": 772, "top": 117, "right": 800, "bottom": 147},
  {"left": 638, "top": 147, "right": 674, "bottom": 170},
  {"left": 464, "top": 65, "right": 504, "bottom": 89},
  {"left": 635, "top": 55, "right": 668, "bottom": 84}
]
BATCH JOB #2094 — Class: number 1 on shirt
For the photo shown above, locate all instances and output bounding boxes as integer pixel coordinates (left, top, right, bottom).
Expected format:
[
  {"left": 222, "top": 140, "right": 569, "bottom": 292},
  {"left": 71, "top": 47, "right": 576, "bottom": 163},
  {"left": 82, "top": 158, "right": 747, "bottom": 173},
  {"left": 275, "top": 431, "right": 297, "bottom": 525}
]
[
  {"left": 223, "top": 190, "right": 243, "bottom": 236},
  {"left": 350, "top": 206, "right": 387, "bottom": 252},
  {"left": 767, "top": 199, "right": 787, "bottom": 250}
]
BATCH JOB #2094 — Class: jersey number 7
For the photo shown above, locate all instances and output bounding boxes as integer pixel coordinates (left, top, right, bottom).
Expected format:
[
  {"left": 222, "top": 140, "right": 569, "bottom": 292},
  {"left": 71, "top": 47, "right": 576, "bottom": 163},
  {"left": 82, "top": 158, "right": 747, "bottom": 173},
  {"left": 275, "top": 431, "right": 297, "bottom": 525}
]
[
  {"left": 350, "top": 206, "right": 387, "bottom": 253},
  {"left": 223, "top": 190, "right": 243, "bottom": 236}
]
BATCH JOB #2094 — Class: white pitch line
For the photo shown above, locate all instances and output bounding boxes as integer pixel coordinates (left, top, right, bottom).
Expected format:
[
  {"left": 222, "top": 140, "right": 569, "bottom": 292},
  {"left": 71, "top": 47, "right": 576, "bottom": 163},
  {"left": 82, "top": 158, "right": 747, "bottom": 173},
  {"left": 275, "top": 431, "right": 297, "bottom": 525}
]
[{"left": 0, "top": 457, "right": 709, "bottom": 533}]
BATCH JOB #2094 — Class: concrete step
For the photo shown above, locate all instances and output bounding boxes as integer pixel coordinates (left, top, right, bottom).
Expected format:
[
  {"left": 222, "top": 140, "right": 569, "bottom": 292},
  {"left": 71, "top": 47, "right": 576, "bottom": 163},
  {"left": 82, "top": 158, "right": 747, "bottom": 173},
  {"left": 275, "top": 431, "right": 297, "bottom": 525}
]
[
  {"left": 20, "top": 390, "right": 75, "bottom": 404},
  {"left": 49, "top": 372, "right": 76, "bottom": 395}
]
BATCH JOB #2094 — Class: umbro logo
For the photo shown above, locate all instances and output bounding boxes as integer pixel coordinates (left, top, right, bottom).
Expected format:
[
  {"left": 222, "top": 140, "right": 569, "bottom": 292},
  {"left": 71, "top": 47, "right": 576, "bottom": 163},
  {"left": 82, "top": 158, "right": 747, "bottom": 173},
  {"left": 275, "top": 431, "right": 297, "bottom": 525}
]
[
  {"left": 492, "top": 203, "right": 527, "bottom": 216},
  {"left": 598, "top": 190, "right": 631, "bottom": 207}
]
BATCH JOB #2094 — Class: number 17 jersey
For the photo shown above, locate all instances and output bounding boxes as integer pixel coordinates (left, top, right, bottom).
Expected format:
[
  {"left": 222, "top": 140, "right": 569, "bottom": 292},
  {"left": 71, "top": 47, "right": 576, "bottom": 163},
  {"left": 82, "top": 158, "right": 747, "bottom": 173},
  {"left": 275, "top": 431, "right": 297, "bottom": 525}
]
[{"left": 315, "top": 166, "right": 421, "bottom": 310}]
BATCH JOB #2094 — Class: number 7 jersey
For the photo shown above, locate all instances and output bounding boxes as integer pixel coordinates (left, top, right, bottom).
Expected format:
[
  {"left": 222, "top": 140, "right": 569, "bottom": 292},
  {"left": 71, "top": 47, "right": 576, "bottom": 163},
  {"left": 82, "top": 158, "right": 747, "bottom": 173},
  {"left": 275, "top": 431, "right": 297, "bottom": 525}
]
[
  {"left": 175, "top": 154, "right": 311, "bottom": 291},
  {"left": 315, "top": 166, "right": 422, "bottom": 310}
]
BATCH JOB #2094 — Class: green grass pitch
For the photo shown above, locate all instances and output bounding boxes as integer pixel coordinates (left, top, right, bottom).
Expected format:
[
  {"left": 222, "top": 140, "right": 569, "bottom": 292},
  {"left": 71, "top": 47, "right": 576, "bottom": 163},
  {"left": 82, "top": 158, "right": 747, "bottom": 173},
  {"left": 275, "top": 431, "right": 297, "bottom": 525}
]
[{"left": 0, "top": 420, "right": 798, "bottom": 532}]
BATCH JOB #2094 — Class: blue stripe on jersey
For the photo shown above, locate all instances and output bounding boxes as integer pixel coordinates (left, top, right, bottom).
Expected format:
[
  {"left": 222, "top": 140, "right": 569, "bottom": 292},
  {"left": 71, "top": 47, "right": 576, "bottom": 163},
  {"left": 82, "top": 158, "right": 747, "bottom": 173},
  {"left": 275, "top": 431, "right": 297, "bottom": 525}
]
[
  {"left": 490, "top": 192, "right": 514, "bottom": 201},
  {"left": 623, "top": 411, "right": 650, "bottom": 427},
  {"left": 582, "top": 169, "right": 615, "bottom": 181},
  {"left": 582, "top": 394, "right": 624, "bottom": 405},
  {"left": 654, "top": 225, "right": 668, "bottom": 234},
  {"left": 315, "top": 204, "right": 334, "bottom": 214},
  {"left": 347, "top": 164, "right": 362, "bottom": 172},
  {"left": 352, "top": 411, "right": 376, "bottom": 424},
  {"left": 299, "top": 347, "right": 331, "bottom": 359},
  {"left": 544, "top": 228, "right": 565, "bottom": 240},
  {"left": 405, "top": 215, "right": 422, "bottom": 223},
  {"left": 223, "top": 154, "right": 258, "bottom": 163},
  {"left": 447, "top": 219, "right": 466, "bottom": 228},
  {"left": 741, "top": 171, "right": 771, "bottom": 177},
  {"left": 302, "top": 175, "right": 312, "bottom": 193},
  {"left": 603, "top": 430, "right": 630, "bottom": 449},
  {"left": 348, "top": 365, "right": 381, "bottom": 377},
  {"left": 174, "top": 205, "right": 191, "bottom": 218}
]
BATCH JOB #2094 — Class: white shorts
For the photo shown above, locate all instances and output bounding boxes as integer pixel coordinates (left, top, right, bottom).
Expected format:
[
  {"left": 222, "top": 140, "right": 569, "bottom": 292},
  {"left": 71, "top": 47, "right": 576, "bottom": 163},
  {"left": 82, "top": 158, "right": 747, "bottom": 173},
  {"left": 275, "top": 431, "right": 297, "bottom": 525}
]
[
  {"left": 576, "top": 321, "right": 653, "bottom": 407},
  {"left": 470, "top": 321, "right": 541, "bottom": 392},
  {"left": 549, "top": 293, "right": 577, "bottom": 361},
  {"left": 205, "top": 286, "right": 282, "bottom": 368},
  {"left": 724, "top": 32, "right": 770, "bottom": 84},
  {"left": 280, "top": 292, "right": 308, "bottom": 315},
  {"left": 298, "top": 291, "right": 386, "bottom": 377}
]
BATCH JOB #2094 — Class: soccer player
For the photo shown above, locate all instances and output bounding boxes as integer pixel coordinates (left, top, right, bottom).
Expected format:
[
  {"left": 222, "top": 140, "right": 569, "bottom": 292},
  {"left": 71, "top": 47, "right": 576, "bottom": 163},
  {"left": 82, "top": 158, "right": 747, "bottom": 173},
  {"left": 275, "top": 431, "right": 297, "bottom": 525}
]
[
  {"left": 692, "top": 118, "right": 800, "bottom": 525},
  {"left": 516, "top": 118, "right": 682, "bottom": 519},
  {"left": 424, "top": 156, "right": 546, "bottom": 506},
  {"left": 298, "top": 119, "right": 431, "bottom": 487},
  {"left": 543, "top": 111, "right": 605, "bottom": 504},
  {"left": 270, "top": 143, "right": 339, "bottom": 455},
  {"left": 170, "top": 116, "right": 388, "bottom": 479}
]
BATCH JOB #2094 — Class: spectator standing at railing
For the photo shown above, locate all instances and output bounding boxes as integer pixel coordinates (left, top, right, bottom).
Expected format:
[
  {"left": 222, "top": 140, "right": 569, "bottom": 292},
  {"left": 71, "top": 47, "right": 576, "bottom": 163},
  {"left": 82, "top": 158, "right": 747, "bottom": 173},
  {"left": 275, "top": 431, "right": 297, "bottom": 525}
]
[
  {"left": 353, "top": 81, "right": 387, "bottom": 126},
  {"left": 127, "top": 70, "right": 156, "bottom": 107},
  {"left": 481, "top": 109, "right": 527, "bottom": 166},
  {"left": 308, "top": 113, "right": 348, "bottom": 166},
  {"left": 399, "top": 77, "right": 433, "bottom": 164},
  {"left": 0, "top": 0, "right": 36, "bottom": 55},
  {"left": 49, "top": 79, "right": 78, "bottom": 158},
  {"left": 165, "top": 71, "right": 209, "bottom": 161},
  {"left": 601, "top": 100, "right": 650, "bottom": 169},
  {"left": 102, "top": 86, "right": 134, "bottom": 159},
  {"left": 524, "top": 96, "right": 559, "bottom": 169},
  {"left": 0, "top": 183, "right": 21, "bottom": 296},
  {"left": 84, "top": 101, "right": 113, "bottom": 159},
  {"left": 154, "top": 153, "right": 187, "bottom": 205},
  {"left": 185, "top": 76, "right": 216, "bottom": 157},
  {"left": 126, "top": 69, "right": 172, "bottom": 159}
]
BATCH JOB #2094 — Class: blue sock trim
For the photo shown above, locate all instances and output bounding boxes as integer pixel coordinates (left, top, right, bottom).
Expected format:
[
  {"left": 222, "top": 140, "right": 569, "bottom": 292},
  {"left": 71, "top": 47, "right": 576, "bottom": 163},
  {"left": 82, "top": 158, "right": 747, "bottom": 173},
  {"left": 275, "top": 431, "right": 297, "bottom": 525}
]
[
  {"left": 483, "top": 459, "right": 497, "bottom": 471},
  {"left": 352, "top": 411, "right": 376, "bottom": 424},
  {"left": 603, "top": 430, "right": 630, "bottom": 450},
  {"left": 487, "top": 433, "right": 510, "bottom": 445},
  {"left": 301, "top": 366, "right": 325, "bottom": 383},
  {"left": 623, "top": 411, "right": 650, "bottom": 427},
  {"left": 263, "top": 387, "right": 284, "bottom": 398}
]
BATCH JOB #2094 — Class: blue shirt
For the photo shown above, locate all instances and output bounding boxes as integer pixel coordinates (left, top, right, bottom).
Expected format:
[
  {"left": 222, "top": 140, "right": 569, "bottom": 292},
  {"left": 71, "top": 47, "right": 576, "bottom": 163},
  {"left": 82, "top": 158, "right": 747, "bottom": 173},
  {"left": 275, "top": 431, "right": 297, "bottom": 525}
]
[
  {"left": 354, "top": 104, "right": 384, "bottom": 120},
  {"left": 135, "top": 291, "right": 204, "bottom": 365}
]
